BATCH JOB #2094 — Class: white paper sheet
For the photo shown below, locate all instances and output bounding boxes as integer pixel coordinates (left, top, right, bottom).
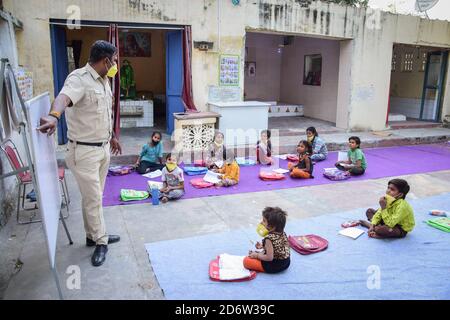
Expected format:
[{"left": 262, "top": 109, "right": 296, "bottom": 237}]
[
  {"left": 214, "top": 160, "right": 224, "bottom": 168},
  {"left": 273, "top": 168, "right": 290, "bottom": 174},
  {"left": 147, "top": 181, "right": 164, "bottom": 190},
  {"left": 203, "top": 170, "right": 222, "bottom": 184},
  {"left": 338, "top": 151, "right": 348, "bottom": 162},
  {"left": 274, "top": 154, "right": 288, "bottom": 160},
  {"left": 218, "top": 254, "right": 251, "bottom": 280},
  {"left": 142, "top": 169, "right": 162, "bottom": 179},
  {"left": 338, "top": 227, "right": 365, "bottom": 239}
]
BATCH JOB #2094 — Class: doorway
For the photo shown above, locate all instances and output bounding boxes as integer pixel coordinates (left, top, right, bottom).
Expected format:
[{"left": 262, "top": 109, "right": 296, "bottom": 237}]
[
  {"left": 388, "top": 44, "right": 448, "bottom": 123},
  {"left": 49, "top": 20, "right": 185, "bottom": 146},
  {"left": 244, "top": 31, "right": 345, "bottom": 129}
]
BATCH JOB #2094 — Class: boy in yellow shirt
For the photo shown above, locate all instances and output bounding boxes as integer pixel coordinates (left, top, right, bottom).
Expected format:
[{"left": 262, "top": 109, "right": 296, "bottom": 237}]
[
  {"left": 360, "top": 179, "right": 415, "bottom": 238},
  {"left": 214, "top": 149, "right": 240, "bottom": 187}
]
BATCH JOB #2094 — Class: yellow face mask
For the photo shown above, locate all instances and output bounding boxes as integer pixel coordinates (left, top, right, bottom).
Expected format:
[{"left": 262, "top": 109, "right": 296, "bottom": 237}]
[
  {"left": 166, "top": 162, "right": 177, "bottom": 172},
  {"left": 307, "top": 136, "right": 314, "bottom": 143},
  {"left": 256, "top": 223, "right": 269, "bottom": 237},
  {"left": 385, "top": 194, "right": 397, "bottom": 207},
  {"left": 106, "top": 63, "right": 118, "bottom": 78}
]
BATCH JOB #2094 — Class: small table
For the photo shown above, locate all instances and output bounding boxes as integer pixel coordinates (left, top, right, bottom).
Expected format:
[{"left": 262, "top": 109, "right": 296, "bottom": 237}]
[
  {"left": 208, "top": 101, "right": 270, "bottom": 145},
  {"left": 173, "top": 111, "right": 221, "bottom": 152}
]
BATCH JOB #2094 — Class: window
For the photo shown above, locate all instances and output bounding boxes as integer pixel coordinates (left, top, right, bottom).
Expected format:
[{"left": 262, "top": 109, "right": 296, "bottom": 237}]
[
  {"left": 303, "top": 54, "right": 322, "bottom": 86},
  {"left": 391, "top": 53, "right": 397, "bottom": 72},
  {"left": 402, "top": 52, "right": 414, "bottom": 72},
  {"left": 420, "top": 51, "right": 427, "bottom": 72},
  {"left": 67, "top": 46, "right": 76, "bottom": 73}
]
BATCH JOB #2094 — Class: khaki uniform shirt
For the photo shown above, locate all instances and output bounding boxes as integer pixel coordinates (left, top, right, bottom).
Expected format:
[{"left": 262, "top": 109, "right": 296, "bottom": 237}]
[{"left": 60, "top": 63, "right": 113, "bottom": 143}]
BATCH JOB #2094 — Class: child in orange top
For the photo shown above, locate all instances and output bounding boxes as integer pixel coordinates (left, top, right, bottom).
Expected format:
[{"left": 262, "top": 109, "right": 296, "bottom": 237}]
[
  {"left": 214, "top": 149, "right": 240, "bottom": 187},
  {"left": 288, "top": 140, "right": 313, "bottom": 179},
  {"left": 244, "top": 207, "right": 290, "bottom": 274}
]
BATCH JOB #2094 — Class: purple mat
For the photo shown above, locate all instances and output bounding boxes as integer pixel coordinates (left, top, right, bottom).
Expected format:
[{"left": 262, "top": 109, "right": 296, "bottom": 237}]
[{"left": 103, "top": 144, "right": 450, "bottom": 207}]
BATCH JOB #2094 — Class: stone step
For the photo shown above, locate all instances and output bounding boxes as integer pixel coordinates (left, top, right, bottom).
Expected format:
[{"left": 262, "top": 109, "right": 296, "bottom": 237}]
[{"left": 56, "top": 128, "right": 450, "bottom": 167}]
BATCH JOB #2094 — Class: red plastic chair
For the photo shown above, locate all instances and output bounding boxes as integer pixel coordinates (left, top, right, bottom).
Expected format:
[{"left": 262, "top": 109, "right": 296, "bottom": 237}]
[{"left": 1, "top": 139, "right": 70, "bottom": 224}]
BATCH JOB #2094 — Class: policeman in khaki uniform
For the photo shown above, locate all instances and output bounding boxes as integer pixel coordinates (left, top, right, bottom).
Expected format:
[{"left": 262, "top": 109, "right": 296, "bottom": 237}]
[{"left": 38, "top": 41, "right": 122, "bottom": 266}]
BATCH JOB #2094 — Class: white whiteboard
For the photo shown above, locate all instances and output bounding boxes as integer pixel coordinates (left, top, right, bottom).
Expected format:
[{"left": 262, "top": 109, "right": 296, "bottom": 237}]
[{"left": 25, "top": 92, "right": 61, "bottom": 268}]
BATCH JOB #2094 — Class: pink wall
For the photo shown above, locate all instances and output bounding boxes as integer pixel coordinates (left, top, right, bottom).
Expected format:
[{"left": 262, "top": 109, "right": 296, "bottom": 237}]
[
  {"left": 244, "top": 33, "right": 283, "bottom": 101},
  {"left": 280, "top": 37, "right": 340, "bottom": 123}
]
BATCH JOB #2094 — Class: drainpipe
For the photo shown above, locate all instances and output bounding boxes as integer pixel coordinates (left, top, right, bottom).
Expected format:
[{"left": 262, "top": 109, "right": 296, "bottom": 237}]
[{"left": 217, "top": 0, "right": 221, "bottom": 53}]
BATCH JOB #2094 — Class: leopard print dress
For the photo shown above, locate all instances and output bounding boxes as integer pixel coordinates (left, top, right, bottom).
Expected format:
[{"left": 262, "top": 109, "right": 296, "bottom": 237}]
[{"left": 261, "top": 232, "right": 291, "bottom": 273}]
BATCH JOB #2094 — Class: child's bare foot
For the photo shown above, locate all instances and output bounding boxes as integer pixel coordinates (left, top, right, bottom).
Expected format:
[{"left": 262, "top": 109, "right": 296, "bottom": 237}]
[
  {"left": 359, "top": 220, "right": 371, "bottom": 228},
  {"left": 161, "top": 196, "right": 169, "bottom": 203},
  {"left": 368, "top": 231, "right": 381, "bottom": 238}
]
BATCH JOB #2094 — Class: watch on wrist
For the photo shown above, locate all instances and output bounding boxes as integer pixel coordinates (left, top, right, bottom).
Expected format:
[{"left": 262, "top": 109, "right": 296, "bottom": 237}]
[{"left": 48, "top": 110, "right": 61, "bottom": 121}]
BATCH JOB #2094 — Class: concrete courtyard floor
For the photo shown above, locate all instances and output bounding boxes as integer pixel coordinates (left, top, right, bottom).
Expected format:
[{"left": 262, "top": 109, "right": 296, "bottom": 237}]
[{"left": 1, "top": 167, "right": 450, "bottom": 299}]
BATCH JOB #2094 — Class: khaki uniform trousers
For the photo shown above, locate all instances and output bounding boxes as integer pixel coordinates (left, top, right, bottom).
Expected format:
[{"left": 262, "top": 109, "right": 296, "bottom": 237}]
[{"left": 66, "top": 142, "right": 110, "bottom": 245}]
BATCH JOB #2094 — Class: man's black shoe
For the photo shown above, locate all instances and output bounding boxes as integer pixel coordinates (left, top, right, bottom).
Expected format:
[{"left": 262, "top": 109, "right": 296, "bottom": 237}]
[
  {"left": 91, "top": 245, "right": 108, "bottom": 267},
  {"left": 86, "top": 235, "right": 120, "bottom": 247}
]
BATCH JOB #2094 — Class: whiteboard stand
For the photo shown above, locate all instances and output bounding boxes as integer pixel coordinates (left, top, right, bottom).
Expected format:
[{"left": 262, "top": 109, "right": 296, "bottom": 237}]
[
  {"left": 52, "top": 265, "right": 64, "bottom": 300},
  {"left": 22, "top": 119, "right": 73, "bottom": 300},
  {"left": 23, "top": 92, "right": 74, "bottom": 300},
  {"left": 1, "top": 60, "right": 73, "bottom": 300}
]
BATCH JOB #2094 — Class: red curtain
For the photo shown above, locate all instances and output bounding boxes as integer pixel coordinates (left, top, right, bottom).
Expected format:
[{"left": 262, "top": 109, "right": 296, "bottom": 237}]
[
  {"left": 108, "top": 24, "right": 121, "bottom": 138},
  {"left": 181, "top": 26, "right": 197, "bottom": 112}
]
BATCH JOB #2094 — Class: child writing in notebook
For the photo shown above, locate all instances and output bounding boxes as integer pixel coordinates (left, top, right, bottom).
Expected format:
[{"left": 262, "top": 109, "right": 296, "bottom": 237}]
[
  {"left": 159, "top": 153, "right": 184, "bottom": 203},
  {"left": 335, "top": 136, "right": 367, "bottom": 176},
  {"left": 214, "top": 149, "right": 240, "bottom": 187},
  {"left": 244, "top": 207, "right": 290, "bottom": 274},
  {"left": 359, "top": 179, "right": 415, "bottom": 238},
  {"left": 257, "top": 130, "right": 273, "bottom": 165},
  {"left": 135, "top": 131, "right": 164, "bottom": 174},
  {"left": 206, "top": 131, "right": 226, "bottom": 170},
  {"left": 288, "top": 140, "right": 313, "bottom": 179}
]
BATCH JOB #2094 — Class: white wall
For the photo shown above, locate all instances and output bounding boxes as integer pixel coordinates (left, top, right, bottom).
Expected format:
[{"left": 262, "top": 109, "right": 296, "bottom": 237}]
[
  {"left": 280, "top": 36, "right": 340, "bottom": 123},
  {"left": 244, "top": 33, "right": 283, "bottom": 102},
  {"left": 336, "top": 40, "right": 352, "bottom": 129}
]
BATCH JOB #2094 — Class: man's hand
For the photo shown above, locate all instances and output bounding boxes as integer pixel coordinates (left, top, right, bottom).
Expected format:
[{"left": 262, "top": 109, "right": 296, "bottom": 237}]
[
  {"left": 37, "top": 116, "right": 58, "bottom": 136},
  {"left": 110, "top": 137, "right": 122, "bottom": 156}
]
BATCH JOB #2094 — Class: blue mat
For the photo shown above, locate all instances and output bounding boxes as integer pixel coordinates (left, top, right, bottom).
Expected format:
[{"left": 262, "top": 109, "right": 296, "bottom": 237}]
[{"left": 145, "top": 193, "right": 450, "bottom": 300}]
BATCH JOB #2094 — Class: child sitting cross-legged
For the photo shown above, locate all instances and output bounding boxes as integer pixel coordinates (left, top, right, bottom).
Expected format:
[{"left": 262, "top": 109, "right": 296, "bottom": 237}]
[
  {"left": 135, "top": 131, "right": 164, "bottom": 174},
  {"left": 359, "top": 179, "right": 415, "bottom": 239},
  {"left": 257, "top": 130, "right": 273, "bottom": 165},
  {"left": 288, "top": 140, "right": 314, "bottom": 179},
  {"left": 335, "top": 136, "right": 367, "bottom": 176},
  {"left": 159, "top": 153, "right": 184, "bottom": 203},
  {"left": 206, "top": 131, "right": 226, "bottom": 170},
  {"left": 306, "top": 126, "right": 328, "bottom": 162},
  {"left": 214, "top": 149, "right": 240, "bottom": 187},
  {"left": 244, "top": 207, "right": 290, "bottom": 274}
]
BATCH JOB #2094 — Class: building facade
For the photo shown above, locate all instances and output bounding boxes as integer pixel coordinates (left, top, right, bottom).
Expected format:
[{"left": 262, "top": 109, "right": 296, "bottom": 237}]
[{"left": 3, "top": 0, "right": 450, "bottom": 131}]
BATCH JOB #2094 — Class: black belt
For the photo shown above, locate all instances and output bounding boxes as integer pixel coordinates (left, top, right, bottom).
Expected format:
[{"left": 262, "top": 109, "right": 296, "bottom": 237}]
[{"left": 69, "top": 139, "right": 107, "bottom": 147}]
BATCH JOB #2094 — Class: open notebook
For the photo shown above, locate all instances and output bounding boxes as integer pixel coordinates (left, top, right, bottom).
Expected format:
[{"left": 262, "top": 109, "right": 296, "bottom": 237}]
[
  {"left": 203, "top": 170, "right": 222, "bottom": 184},
  {"left": 339, "top": 227, "right": 365, "bottom": 239}
]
